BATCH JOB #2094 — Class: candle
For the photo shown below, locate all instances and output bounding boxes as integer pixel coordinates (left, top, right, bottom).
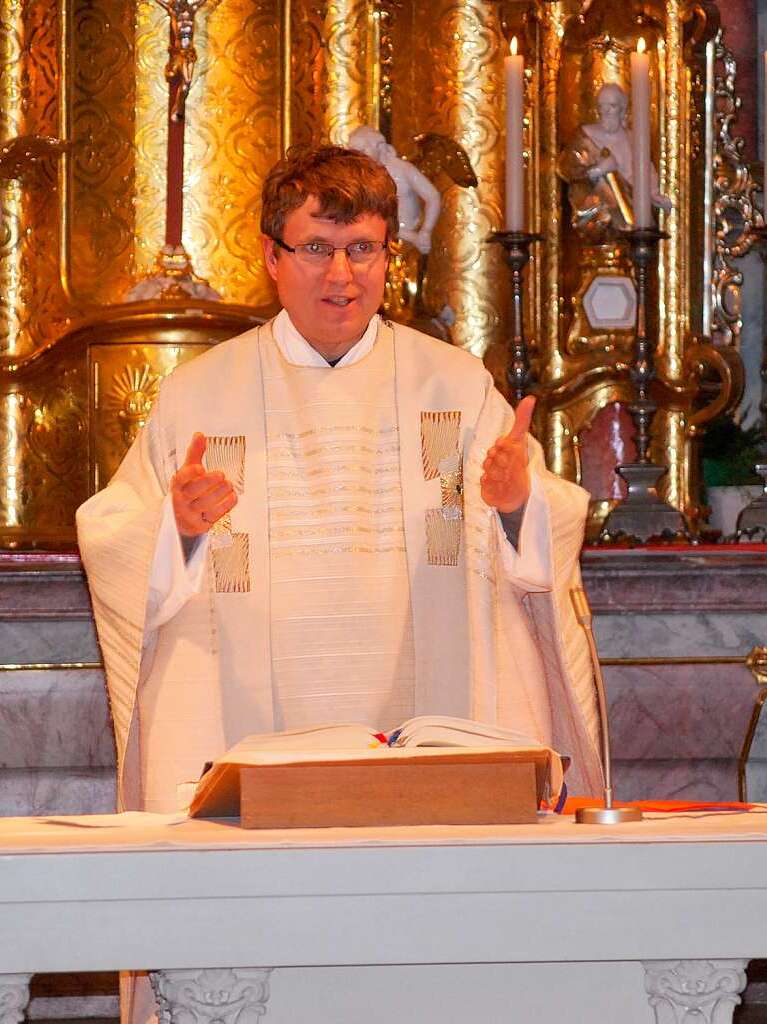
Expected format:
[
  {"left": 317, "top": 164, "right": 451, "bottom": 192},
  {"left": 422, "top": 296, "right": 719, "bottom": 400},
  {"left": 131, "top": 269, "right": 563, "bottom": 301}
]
[
  {"left": 505, "top": 36, "right": 524, "bottom": 231},
  {"left": 630, "top": 37, "right": 652, "bottom": 229}
]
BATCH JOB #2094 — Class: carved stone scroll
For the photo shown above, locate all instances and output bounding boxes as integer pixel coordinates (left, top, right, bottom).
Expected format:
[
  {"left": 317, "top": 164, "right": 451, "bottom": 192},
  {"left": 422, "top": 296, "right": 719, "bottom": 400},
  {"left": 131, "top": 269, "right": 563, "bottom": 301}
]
[
  {"left": 643, "top": 959, "right": 749, "bottom": 1023},
  {"left": 0, "top": 974, "right": 32, "bottom": 1024},
  {"left": 150, "top": 967, "right": 273, "bottom": 1024}
]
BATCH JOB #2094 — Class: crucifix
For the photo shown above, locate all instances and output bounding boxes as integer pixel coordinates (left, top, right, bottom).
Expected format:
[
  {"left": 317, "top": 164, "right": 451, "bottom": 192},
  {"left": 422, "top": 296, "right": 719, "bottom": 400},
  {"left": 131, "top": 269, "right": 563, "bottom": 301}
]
[
  {"left": 156, "top": 0, "right": 208, "bottom": 258},
  {"left": 128, "top": 0, "right": 220, "bottom": 301}
]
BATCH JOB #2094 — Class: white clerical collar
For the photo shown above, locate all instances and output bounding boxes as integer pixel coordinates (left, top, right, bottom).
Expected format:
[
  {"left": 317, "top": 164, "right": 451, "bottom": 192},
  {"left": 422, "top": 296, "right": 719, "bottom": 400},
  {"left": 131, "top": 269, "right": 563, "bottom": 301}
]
[{"left": 272, "top": 308, "right": 379, "bottom": 368}]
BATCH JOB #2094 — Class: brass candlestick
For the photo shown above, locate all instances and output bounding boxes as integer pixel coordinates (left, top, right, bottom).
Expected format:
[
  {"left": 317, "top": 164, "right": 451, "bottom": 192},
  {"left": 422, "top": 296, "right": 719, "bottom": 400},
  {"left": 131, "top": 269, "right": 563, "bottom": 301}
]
[
  {"left": 571, "top": 588, "right": 642, "bottom": 825},
  {"left": 488, "top": 231, "right": 542, "bottom": 403},
  {"left": 600, "top": 226, "right": 688, "bottom": 542}
]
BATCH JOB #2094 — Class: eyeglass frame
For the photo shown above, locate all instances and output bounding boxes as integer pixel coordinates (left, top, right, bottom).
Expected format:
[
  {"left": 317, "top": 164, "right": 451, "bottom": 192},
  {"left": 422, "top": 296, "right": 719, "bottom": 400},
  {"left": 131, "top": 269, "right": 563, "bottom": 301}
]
[{"left": 271, "top": 236, "right": 389, "bottom": 265}]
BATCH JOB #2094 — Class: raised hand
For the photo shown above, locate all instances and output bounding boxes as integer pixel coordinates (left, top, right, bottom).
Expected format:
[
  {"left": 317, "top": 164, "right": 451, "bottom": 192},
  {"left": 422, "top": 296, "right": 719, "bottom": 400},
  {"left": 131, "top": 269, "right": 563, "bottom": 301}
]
[
  {"left": 480, "top": 395, "right": 536, "bottom": 513},
  {"left": 170, "top": 433, "right": 238, "bottom": 537}
]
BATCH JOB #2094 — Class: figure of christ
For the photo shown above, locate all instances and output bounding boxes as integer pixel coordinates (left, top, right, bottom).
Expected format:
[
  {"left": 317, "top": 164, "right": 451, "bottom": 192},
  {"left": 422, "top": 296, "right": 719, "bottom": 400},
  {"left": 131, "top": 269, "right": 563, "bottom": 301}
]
[
  {"left": 155, "top": 0, "right": 208, "bottom": 122},
  {"left": 559, "top": 82, "right": 672, "bottom": 240},
  {"left": 78, "top": 145, "right": 602, "bottom": 823}
]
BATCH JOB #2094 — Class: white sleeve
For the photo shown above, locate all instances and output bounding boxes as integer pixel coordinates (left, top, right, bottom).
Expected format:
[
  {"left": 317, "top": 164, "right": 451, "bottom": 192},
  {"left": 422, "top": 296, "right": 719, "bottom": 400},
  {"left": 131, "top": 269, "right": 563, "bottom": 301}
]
[
  {"left": 491, "top": 470, "right": 553, "bottom": 592},
  {"left": 145, "top": 493, "right": 210, "bottom": 631}
]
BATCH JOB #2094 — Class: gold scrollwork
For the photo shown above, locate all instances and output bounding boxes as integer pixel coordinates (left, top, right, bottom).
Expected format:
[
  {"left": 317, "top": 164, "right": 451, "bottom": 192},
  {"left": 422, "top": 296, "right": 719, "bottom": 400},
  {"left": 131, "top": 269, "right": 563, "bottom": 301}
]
[{"left": 710, "top": 27, "right": 764, "bottom": 347}]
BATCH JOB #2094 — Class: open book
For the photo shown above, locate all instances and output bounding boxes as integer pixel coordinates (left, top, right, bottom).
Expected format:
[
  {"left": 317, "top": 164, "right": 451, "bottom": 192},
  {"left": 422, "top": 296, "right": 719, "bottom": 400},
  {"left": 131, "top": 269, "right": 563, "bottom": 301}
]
[
  {"left": 189, "top": 716, "right": 565, "bottom": 825},
  {"left": 207, "top": 715, "right": 545, "bottom": 753}
]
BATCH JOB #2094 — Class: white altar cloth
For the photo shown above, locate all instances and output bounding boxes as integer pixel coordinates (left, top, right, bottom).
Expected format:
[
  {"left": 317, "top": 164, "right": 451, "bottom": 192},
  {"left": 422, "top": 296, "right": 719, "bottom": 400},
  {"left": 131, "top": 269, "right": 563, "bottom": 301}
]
[{"left": 1, "top": 811, "right": 766, "bottom": 1022}]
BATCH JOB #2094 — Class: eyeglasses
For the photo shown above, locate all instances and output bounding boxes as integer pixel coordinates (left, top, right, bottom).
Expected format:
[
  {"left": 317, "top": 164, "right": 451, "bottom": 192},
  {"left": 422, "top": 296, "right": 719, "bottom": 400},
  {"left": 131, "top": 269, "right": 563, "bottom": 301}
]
[{"left": 272, "top": 237, "right": 388, "bottom": 265}]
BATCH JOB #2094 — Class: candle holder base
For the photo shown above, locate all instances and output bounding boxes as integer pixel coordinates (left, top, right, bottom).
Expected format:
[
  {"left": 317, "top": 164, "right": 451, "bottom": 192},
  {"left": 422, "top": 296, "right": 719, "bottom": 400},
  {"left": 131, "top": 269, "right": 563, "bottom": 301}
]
[
  {"left": 599, "top": 463, "right": 688, "bottom": 543},
  {"left": 735, "top": 464, "right": 767, "bottom": 541},
  {"left": 574, "top": 805, "right": 643, "bottom": 825}
]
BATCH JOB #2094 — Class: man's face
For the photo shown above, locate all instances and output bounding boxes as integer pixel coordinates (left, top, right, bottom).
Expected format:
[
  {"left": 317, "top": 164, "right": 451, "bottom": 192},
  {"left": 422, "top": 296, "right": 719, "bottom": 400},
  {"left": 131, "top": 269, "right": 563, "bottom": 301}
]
[
  {"left": 263, "top": 197, "right": 388, "bottom": 360},
  {"left": 597, "top": 94, "right": 624, "bottom": 134}
]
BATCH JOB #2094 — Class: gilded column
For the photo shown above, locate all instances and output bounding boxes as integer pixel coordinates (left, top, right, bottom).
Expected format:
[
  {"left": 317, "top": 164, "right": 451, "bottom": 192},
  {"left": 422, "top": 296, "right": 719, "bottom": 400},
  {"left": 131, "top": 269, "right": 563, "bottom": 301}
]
[
  {"left": 182, "top": 0, "right": 281, "bottom": 306},
  {"left": 653, "top": 1, "right": 689, "bottom": 512},
  {"left": 322, "top": 0, "right": 370, "bottom": 144},
  {"left": 0, "top": 0, "right": 63, "bottom": 361},
  {"left": 538, "top": 2, "right": 566, "bottom": 385},
  {"left": 538, "top": 3, "right": 569, "bottom": 477},
  {"left": 412, "top": 0, "right": 507, "bottom": 359},
  {"left": 658, "top": 2, "right": 686, "bottom": 384},
  {"left": 290, "top": 0, "right": 372, "bottom": 148}
]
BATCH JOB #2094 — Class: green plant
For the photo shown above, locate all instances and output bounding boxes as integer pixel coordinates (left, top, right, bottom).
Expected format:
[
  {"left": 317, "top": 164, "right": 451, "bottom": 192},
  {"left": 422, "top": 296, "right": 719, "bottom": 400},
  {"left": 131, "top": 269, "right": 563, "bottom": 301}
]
[{"left": 701, "top": 411, "right": 767, "bottom": 487}]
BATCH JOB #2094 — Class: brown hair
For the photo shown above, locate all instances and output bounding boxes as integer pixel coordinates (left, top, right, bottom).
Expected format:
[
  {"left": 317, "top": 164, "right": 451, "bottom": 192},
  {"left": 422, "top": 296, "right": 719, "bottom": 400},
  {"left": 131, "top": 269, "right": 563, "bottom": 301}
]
[{"left": 260, "top": 144, "right": 399, "bottom": 241}]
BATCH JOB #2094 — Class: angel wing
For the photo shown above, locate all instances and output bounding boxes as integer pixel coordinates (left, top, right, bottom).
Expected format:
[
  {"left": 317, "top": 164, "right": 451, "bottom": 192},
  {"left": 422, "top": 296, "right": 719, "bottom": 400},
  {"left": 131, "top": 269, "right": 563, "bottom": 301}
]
[{"left": 411, "top": 133, "right": 478, "bottom": 188}]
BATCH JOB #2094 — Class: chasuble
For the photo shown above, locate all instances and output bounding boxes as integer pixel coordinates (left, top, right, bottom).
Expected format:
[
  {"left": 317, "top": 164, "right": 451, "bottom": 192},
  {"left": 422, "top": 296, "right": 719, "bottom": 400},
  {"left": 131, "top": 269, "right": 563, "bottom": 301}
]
[{"left": 77, "top": 317, "right": 603, "bottom": 810}]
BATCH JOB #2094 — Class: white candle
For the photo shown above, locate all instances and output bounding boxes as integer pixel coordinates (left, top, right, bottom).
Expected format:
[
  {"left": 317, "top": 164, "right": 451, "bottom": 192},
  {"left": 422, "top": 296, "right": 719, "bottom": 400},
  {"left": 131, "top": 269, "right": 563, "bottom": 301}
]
[
  {"left": 504, "top": 36, "right": 524, "bottom": 231},
  {"left": 630, "top": 37, "right": 652, "bottom": 229}
]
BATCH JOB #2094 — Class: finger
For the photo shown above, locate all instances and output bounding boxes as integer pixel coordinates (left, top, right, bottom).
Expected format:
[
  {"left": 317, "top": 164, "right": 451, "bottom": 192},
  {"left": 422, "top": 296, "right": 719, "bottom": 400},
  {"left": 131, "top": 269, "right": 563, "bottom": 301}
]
[
  {"left": 172, "top": 462, "right": 208, "bottom": 489},
  {"left": 190, "top": 481, "right": 234, "bottom": 511},
  {"left": 507, "top": 395, "right": 536, "bottom": 442},
  {"left": 183, "top": 432, "right": 207, "bottom": 468},
  {"left": 180, "top": 471, "right": 226, "bottom": 501},
  {"left": 205, "top": 489, "right": 238, "bottom": 524}
]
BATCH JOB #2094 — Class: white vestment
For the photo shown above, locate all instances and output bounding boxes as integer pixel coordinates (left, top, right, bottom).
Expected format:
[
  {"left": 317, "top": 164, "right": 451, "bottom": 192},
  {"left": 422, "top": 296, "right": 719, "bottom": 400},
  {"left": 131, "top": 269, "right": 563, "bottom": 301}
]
[{"left": 77, "top": 317, "right": 602, "bottom": 810}]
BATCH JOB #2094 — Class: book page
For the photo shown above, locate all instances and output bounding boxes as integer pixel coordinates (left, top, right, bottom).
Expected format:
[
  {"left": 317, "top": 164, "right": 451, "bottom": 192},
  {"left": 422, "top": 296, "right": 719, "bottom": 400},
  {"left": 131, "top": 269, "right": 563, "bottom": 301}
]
[
  {"left": 391, "top": 715, "right": 541, "bottom": 749},
  {"left": 217, "top": 723, "right": 385, "bottom": 762}
]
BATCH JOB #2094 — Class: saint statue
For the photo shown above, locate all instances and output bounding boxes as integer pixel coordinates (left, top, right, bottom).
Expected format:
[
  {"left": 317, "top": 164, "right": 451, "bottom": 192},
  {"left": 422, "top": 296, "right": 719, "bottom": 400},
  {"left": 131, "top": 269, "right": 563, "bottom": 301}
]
[
  {"left": 155, "top": 0, "right": 208, "bottom": 122},
  {"left": 348, "top": 126, "right": 441, "bottom": 254},
  {"left": 558, "top": 83, "right": 672, "bottom": 241}
]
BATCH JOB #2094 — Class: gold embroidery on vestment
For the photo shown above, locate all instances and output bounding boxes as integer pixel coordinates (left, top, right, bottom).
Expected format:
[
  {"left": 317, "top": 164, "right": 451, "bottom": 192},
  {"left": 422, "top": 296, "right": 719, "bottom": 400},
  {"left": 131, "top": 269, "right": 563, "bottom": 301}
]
[
  {"left": 269, "top": 462, "right": 399, "bottom": 480},
  {"left": 269, "top": 483, "right": 401, "bottom": 500},
  {"left": 271, "top": 522, "right": 406, "bottom": 541},
  {"left": 271, "top": 425, "right": 398, "bottom": 441},
  {"left": 272, "top": 543, "right": 407, "bottom": 558},
  {"left": 425, "top": 509, "right": 461, "bottom": 566},
  {"left": 268, "top": 442, "right": 400, "bottom": 460},
  {"left": 204, "top": 435, "right": 246, "bottom": 494},
  {"left": 212, "top": 532, "right": 250, "bottom": 593},
  {"left": 439, "top": 454, "right": 463, "bottom": 519},
  {"left": 420, "top": 411, "right": 461, "bottom": 480},
  {"left": 209, "top": 512, "right": 233, "bottom": 550},
  {"left": 269, "top": 502, "right": 404, "bottom": 522},
  {"left": 421, "top": 412, "right": 464, "bottom": 565}
]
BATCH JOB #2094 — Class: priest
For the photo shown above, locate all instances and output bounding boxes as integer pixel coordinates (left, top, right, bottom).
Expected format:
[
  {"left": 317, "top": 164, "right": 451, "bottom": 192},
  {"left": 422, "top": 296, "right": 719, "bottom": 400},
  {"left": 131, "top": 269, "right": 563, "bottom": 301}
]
[{"left": 77, "top": 144, "right": 602, "bottom": 814}]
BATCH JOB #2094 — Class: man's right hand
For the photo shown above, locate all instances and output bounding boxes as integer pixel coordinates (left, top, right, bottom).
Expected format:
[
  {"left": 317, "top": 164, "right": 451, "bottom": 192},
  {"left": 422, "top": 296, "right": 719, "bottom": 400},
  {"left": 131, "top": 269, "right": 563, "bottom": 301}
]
[{"left": 171, "top": 433, "right": 238, "bottom": 537}]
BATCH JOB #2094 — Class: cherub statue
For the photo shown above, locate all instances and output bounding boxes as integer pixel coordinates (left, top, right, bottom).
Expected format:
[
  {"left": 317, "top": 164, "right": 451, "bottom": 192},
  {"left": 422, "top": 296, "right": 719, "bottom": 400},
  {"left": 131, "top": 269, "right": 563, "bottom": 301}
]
[
  {"left": 348, "top": 126, "right": 441, "bottom": 254},
  {"left": 154, "top": 0, "right": 209, "bottom": 122},
  {"left": 558, "top": 83, "right": 672, "bottom": 240}
]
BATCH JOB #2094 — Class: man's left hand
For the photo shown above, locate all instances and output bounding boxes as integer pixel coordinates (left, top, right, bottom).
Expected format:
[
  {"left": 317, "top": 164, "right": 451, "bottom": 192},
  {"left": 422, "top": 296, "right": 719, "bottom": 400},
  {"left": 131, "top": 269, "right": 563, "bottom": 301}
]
[{"left": 480, "top": 395, "right": 536, "bottom": 513}]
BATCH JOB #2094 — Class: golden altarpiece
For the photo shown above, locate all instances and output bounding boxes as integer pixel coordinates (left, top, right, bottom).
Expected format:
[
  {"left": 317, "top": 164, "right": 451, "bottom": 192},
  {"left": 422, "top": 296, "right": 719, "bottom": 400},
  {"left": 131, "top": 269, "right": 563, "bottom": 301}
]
[{"left": 0, "top": 0, "right": 757, "bottom": 547}]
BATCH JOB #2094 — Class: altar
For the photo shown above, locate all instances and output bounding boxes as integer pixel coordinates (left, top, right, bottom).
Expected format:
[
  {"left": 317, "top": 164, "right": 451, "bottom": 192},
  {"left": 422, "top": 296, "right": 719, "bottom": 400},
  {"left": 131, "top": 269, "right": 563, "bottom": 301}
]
[
  {"left": 1, "top": 810, "right": 766, "bottom": 1023},
  {"left": 2, "top": 0, "right": 767, "bottom": 1021}
]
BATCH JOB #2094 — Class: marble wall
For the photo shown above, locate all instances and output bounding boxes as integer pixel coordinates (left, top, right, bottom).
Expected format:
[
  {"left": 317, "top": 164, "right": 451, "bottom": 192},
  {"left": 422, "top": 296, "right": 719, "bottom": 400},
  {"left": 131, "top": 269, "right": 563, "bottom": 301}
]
[
  {"left": 582, "top": 549, "right": 767, "bottom": 802},
  {"left": 0, "top": 554, "right": 115, "bottom": 817}
]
